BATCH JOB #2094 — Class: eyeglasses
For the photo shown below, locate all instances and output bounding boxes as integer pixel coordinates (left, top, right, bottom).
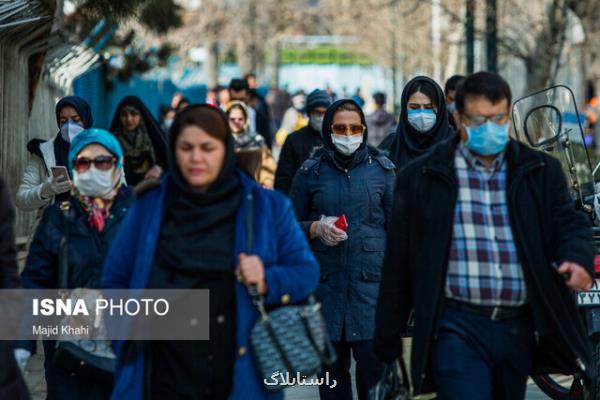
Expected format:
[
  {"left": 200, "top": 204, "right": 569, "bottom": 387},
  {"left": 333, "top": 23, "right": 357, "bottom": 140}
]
[
  {"left": 331, "top": 124, "right": 366, "bottom": 135},
  {"left": 73, "top": 156, "right": 116, "bottom": 172},
  {"left": 463, "top": 113, "right": 509, "bottom": 127}
]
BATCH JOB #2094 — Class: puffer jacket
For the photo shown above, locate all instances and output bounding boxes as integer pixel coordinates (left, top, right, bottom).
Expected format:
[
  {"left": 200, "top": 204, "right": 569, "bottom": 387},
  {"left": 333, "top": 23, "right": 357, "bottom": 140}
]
[
  {"left": 16, "top": 137, "right": 58, "bottom": 212},
  {"left": 289, "top": 99, "right": 396, "bottom": 342}
]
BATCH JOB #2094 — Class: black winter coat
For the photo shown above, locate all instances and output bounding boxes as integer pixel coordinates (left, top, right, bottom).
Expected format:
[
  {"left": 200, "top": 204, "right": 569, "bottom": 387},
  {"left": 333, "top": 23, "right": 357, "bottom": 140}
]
[
  {"left": 0, "top": 177, "right": 29, "bottom": 400},
  {"left": 19, "top": 188, "right": 133, "bottom": 399},
  {"left": 274, "top": 124, "right": 323, "bottom": 196},
  {"left": 374, "top": 136, "right": 596, "bottom": 394}
]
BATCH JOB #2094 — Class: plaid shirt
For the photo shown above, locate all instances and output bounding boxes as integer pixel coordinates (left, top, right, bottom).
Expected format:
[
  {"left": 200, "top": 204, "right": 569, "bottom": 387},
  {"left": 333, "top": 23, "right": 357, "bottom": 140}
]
[{"left": 445, "top": 143, "right": 527, "bottom": 306}]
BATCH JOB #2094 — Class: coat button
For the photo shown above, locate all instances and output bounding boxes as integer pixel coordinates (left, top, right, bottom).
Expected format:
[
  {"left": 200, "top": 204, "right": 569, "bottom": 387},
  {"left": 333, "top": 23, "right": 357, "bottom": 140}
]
[
  {"left": 239, "top": 346, "right": 247, "bottom": 356},
  {"left": 281, "top": 294, "right": 290, "bottom": 304}
]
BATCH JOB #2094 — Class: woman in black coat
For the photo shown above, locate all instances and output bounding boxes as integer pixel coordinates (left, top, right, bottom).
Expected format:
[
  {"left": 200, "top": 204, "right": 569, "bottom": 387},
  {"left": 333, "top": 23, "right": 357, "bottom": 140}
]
[
  {"left": 0, "top": 177, "right": 30, "bottom": 400},
  {"left": 379, "top": 76, "right": 454, "bottom": 171},
  {"left": 109, "top": 96, "right": 168, "bottom": 186},
  {"left": 16, "top": 129, "right": 133, "bottom": 400}
]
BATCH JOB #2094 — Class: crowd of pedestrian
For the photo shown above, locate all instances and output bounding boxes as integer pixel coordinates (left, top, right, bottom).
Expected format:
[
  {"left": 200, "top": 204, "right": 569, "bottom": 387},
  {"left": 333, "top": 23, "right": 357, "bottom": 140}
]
[{"left": 0, "top": 70, "right": 596, "bottom": 400}]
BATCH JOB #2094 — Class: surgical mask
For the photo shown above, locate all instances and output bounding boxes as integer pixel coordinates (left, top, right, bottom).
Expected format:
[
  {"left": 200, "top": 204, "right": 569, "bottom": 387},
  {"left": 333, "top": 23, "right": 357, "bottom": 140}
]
[
  {"left": 447, "top": 101, "right": 456, "bottom": 114},
  {"left": 73, "top": 166, "right": 116, "bottom": 198},
  {"left": 163, "top": 119, "right": 173, "bottom": 130},
  {"left": 60, "top": 120, "right": 84, "bottom": 142},
  {"left": 465, "top": 121, "right": 509, "bottom": 156},
  {"left": 309, "top": 115, "right": 324, "bottom": 133},
  {"left": 407, "top": 109, "right": 437, "bottom": 133},
  {"left": 331, "top": 134, "right": 363, "bottom": 156}
]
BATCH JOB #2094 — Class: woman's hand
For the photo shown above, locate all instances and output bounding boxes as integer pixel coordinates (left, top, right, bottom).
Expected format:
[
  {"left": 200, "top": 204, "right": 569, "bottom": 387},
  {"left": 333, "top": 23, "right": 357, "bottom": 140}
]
[
  {"left": 236, "top": 253, "right": 267, "bottom": 295},
  {"left": 312, "top": 215, "right": 348, "bottom": 246},
  {"left": 144, "top": 165, "right": 163, "bottom": 180}
]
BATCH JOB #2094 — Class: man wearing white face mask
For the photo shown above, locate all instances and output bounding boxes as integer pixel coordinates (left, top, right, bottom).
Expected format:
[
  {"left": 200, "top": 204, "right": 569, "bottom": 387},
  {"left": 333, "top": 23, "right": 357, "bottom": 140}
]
[
  {"left": 275, "top": 89, "right": 332, "bottom": 195},
  {"left": 15, "top": 128, "right": 132, "bottom": 399},
  {"left": 16, "top": 96, "right": 93, "bottom": 214},
  {"left": 290, "top": 99, "right": 395, "bottom": 400}
]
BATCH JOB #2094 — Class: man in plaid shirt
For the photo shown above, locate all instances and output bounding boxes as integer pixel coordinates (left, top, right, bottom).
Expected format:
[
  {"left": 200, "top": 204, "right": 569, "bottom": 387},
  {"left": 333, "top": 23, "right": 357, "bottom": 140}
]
[{"left": 375, "top": 72, "right": 595, "bottom": 400}]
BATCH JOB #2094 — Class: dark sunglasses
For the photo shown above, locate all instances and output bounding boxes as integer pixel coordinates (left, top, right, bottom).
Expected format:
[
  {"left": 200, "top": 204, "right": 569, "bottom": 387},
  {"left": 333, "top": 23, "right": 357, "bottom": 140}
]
[
  {"left": 331, "top": 123, "right": 366, "bottom": 135},
  {"left": 73, "top": 156, "right": 116, "bottom": 172}
]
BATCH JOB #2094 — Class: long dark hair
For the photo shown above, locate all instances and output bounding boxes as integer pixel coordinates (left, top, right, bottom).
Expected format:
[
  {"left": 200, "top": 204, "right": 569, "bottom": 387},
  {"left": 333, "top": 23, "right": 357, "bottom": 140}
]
[{"left": 406, "top": 81, "right": 440, "bottom": 110}]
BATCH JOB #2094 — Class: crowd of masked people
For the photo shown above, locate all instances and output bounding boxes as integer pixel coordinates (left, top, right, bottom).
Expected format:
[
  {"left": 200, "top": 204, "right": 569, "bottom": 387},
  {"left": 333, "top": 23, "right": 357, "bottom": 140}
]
[{"left": 1, "top": 70, "right": 597, "bottom": 400}]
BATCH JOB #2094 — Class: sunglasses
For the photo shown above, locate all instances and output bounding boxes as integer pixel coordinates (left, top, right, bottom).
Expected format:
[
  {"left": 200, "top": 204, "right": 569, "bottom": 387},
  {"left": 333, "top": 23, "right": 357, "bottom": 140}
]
[
  {"left": 331, "top": 124, "right": 366, "bottom": 135},
  {"left": 73, "top": 156, "right": 116, "bottom": 172}
]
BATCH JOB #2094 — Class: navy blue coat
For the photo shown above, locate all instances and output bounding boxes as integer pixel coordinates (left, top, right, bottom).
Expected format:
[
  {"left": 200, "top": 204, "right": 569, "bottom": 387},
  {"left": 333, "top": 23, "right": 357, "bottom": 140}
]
[
  {"left": 19, "top": 188, "right": 133, "bottom": 399},
  {"left": 101, "top": 171, "right": 319, "bottom": 400},
  {"left": 290, "top": 148, "right": 395, "bottom": 342},
  {"left": 289, "top": 99, "right": 396, "bottom": 342}
]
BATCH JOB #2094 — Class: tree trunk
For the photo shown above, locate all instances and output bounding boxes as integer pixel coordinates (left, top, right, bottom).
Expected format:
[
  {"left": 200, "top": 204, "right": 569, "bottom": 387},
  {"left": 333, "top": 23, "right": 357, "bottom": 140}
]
[
  {"left": 268, "top": 37, "right": 280, "bottom": 88},
  {"left": 525, "top": 0, "right": 568, "bottom": 93},
  {"left": 206, "top": 38, "right": 219, "bottom": 88}
]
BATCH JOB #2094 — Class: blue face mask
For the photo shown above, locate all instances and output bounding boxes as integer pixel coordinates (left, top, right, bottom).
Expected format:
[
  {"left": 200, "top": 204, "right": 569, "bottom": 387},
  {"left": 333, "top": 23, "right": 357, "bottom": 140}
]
[
  {"left": 447, "top": 101, "right": 456, "bottom": 114},
  {"left": 465, "top": 121, "right": 509, "bottom": 155},
  {"left": 407, "top": 109, "right": 437, "bottom": 133}
]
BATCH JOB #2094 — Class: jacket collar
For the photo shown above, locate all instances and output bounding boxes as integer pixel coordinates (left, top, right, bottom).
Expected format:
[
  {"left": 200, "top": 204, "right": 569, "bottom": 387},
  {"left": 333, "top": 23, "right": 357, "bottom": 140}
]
[{"left": 39, "top": 137, "right": 57, "bottom": 174}]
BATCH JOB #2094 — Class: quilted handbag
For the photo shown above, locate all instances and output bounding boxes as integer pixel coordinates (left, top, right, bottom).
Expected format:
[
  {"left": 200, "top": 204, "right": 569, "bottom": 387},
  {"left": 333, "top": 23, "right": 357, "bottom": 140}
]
[
  {"left": 53, "top": 201, "right": 116, "bottom": 384},
  {"left": 245, "top": 194, "right": 336, "bottom": 390},
  {"left": 368, "top": 359, "right": 411, "bottom": 400}
]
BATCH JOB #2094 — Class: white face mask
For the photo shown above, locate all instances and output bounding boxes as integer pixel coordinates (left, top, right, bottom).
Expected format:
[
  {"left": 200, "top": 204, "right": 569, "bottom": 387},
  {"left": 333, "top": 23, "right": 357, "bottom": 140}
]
[
  {"left": 331, "top": 134, "right": 363, "bottom": 156},
  {"left": 309, "top": 115, "right": 324, "bottom": 133},
  {"left": 73, "top": 166, "right": 117, "bottom": 198},
  {"left": 60, "top": 120, "right": 84, "bottom": 142}
]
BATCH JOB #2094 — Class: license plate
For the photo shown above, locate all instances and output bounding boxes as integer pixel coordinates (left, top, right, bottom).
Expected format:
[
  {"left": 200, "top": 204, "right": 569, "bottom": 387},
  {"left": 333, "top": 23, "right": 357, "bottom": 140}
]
[{"left": 577, "top": 279, "right": 600, "bottom": 305}]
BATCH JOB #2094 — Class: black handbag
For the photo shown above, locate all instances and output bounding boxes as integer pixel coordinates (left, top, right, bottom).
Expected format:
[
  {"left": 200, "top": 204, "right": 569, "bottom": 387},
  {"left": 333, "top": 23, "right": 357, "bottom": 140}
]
[
  {"left": 245, "top": 193, "right": 336, "bottom": 390},
  {"left": 52, "top": 200, "right": 116, "bottom": 384},
  {"left": 369, "top": 359, "right": 411, "bottom": 400}
]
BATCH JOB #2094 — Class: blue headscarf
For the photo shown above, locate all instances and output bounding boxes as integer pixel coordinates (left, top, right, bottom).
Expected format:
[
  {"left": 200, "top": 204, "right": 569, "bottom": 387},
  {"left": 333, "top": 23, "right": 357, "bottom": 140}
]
[
  {"left": 68, "top": 129, "right": 123, "bottom": 175},
  {"left": 55, "top": 95, "right": 93, "bottom": 129}
]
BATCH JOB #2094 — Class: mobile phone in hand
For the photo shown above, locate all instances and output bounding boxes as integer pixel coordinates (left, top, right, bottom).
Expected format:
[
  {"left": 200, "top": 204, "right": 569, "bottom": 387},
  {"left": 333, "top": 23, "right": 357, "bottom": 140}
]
[
  {"left": 334, "top": 214, "right": 348, "bottom": 231},
  {"left": 51, "top": 166, "right": 70, "bottom": 182}
]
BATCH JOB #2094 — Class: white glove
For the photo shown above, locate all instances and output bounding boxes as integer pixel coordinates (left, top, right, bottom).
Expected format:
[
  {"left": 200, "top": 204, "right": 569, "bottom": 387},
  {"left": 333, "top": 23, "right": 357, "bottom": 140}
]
[
  {"left": 315, "top": 215, "right": 348, "bottom": 246},
  {"left": 41, "top": 175, "right": 71, "bottom": 199},
  {"left": 13, "top": 348, "right": 31, "bottom": 373}
]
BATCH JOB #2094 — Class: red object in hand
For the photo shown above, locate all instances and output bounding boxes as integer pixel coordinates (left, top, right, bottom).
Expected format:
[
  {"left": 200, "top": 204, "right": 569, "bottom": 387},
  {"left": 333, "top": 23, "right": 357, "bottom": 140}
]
[
  {"left": 594, "top": 255, "right": 600, "bottom": 274},
  {"left": 334, "top": 214, "right": 348, "bottom": 231}
]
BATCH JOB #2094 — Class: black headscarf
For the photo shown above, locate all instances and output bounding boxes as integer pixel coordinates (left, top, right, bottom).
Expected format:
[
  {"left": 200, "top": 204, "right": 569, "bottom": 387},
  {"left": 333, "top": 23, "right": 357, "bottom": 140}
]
[
  {"left": 53, "top": 96, "right": 93, "bottom": 177},
  {"left": 321, "top": 99, "right": 369, "bottom": 170},
  {"left": 381, "top": 76, "right": 453, "bottom": 170},
  {"left": 109, "top": 96, "right": 168, "bottom": 175},
  {"left": 152, "top": 104, "right": 242, "bottom": 279}
]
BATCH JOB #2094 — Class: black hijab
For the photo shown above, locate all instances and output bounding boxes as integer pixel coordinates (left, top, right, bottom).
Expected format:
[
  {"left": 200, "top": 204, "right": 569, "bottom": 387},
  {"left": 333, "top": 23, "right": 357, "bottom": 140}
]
[
  {"left": 152, "top": 104, "right": 242, "bottom": 279},
  {"left": 109, "top": 96, "right": 168, "bottom": 168},
  {"left": 54, "top": 96, "right": 93, "bottom": 176},
  {"left": 321, "top": 99, "right": 369, "bottom": 170},
  {"left": 381, "top": 76, "right": 453, "bottom": 170}
]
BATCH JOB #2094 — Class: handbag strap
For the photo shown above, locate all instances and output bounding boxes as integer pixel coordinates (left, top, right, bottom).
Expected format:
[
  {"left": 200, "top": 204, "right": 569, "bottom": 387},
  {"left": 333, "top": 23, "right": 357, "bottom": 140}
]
[
  {"left": 58, "top": 200, "right": 71, "bottom": 290},
  {"left": 244, "top": 193, "right": 268, "bottom": 318}
]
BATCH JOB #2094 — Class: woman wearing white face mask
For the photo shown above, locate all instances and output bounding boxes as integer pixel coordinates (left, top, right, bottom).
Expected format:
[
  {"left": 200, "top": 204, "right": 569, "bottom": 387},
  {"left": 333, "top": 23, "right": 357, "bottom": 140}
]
[
  {"left": 15, "top": 129, "right": 132, "bottom": 399},
  {"left": 290, "top": 99, "right": 396, "bottom": 400},
  {"left": 379, "top": 76, "right": 454, "bottom": 171},
  {"left": 16, "top": 96, "right": 93, "bottom": 213}
]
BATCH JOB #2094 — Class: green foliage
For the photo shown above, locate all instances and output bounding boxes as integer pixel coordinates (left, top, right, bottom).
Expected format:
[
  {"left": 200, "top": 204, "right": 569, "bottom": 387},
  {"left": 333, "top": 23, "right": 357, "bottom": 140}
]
[
  {"left": 75, "top": 0, "right": 183, "bottom": 34},
  {"left": 139, "top": 0, "right": 183, "bottom": 34},
  {"left": 75, "top": 0, "right": 145, "bottom": 20}
]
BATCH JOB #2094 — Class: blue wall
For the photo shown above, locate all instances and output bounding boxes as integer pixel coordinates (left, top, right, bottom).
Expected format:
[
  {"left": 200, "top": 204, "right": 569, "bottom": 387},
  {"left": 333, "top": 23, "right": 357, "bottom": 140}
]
[{"left": 73, "top": 65, "right": 207, "bottom": 129}]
